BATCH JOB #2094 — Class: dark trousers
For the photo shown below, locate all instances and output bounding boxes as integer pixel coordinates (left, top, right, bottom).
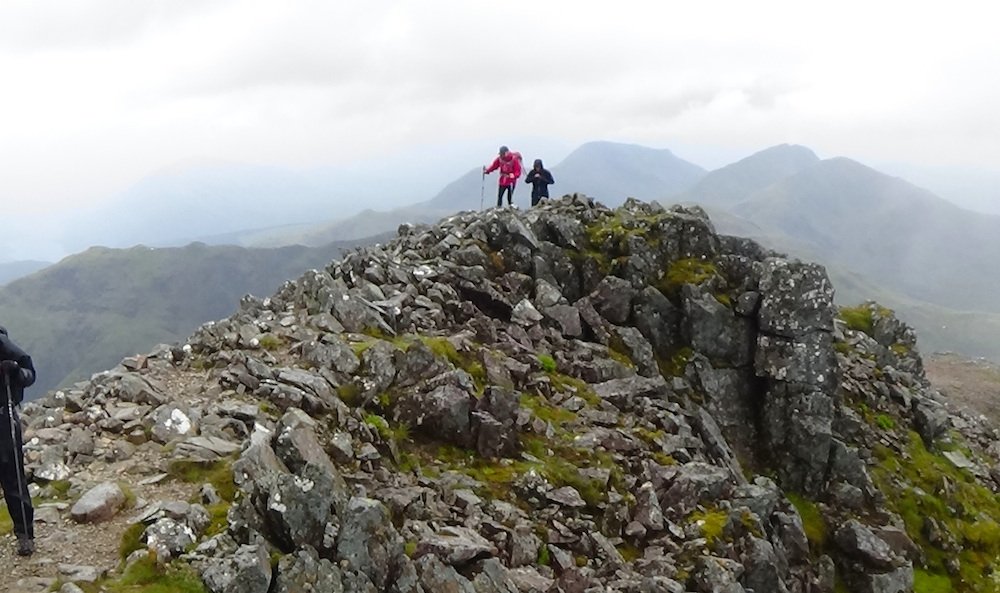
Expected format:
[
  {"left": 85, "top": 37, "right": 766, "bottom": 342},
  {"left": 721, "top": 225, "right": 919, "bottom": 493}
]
[
  {"left": 531, "top": 192, "right": 548, "bottom": 207},
  {"left": 497, "top": 185, "right": 514, "bottom": 207},
  {"left": 0, "top": 413, "right": 33, "bottom": 539}
]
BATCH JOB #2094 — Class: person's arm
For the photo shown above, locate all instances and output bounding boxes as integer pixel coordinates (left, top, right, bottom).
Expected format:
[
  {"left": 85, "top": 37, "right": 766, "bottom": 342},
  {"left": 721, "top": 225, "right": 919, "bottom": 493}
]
[
  {"left": 13, "top": 354, "right": 34, "bottom": 388},
  {"left": 484, "top": 157, "right": 501, "bottom": 174},
  {"left": 0, "top": 336, "right": 35, "bottom": 389},
  {"left": 545, "top": 171, "right": 554, "bottom": 185},
  {"left": 525, "top": 170, "right": 537, "bottom": 183}
]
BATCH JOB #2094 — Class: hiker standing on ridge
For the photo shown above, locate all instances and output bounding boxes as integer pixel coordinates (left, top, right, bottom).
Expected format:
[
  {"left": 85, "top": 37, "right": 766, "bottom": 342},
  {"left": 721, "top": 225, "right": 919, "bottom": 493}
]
[
  {"left": 525, "top": 158, "right": 554, "bottom": 207},
  {"left": 484, "top": 145, "right": 522, "bottom": 208},
  {"left": 0, "top": 326, "right": 36, "bottom": 557}
]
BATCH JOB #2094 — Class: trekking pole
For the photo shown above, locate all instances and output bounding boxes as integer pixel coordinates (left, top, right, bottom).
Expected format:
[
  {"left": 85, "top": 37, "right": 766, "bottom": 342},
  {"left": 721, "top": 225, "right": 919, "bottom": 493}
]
[
  {"left": 5, "top": 376, "right": 30, "bottom": 543},
  {"left": 480, "top": 168, "right": 485, "bottom": 211}
]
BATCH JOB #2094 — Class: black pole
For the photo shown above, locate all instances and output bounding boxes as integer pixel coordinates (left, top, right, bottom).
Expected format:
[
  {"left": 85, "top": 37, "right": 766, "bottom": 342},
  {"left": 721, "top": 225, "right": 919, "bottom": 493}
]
[{"left": 5, "top": 376, "right": 29, "bottom": 543}]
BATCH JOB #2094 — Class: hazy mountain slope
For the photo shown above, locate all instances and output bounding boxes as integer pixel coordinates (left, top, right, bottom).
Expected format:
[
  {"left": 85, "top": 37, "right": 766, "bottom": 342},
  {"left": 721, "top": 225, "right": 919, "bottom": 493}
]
[
  {"left": 67, "top": 164, "right": 337, "bottom": 250},
  {"left": 0, "top": 260, "right": 51, "bottom": 285},
  {"left": 711, "top": 208, "right": 1000, "bottom": 361},
  {"left": 251, "top": 141, "right": 708, "bottom": 247},
  {"left": 424, "top": 167, "right": 497, "bottom": 212},
  {"left": 732, "top": 157, "right": 1000, "bottom": 313},
  {"left": 548, "top": 141, "right": 706, "bottom": 205},
  {"left": 0, "top": 239, "right": 382, "bottom": 395},
  {"left": 675, "top": 143, "right": 819, "bottom": 208}
]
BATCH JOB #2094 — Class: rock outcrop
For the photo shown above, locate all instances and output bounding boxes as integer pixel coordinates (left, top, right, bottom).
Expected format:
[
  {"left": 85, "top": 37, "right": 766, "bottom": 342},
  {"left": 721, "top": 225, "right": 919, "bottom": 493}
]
[{"left": 15, "top": 196, "right": 1000, "bottom": 592}]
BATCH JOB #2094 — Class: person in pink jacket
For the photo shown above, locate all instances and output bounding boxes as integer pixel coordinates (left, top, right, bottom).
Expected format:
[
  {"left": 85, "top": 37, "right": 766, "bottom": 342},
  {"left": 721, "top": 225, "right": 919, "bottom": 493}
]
[{"left": 484, "top": 146, "right": 522, "bottom": 207}]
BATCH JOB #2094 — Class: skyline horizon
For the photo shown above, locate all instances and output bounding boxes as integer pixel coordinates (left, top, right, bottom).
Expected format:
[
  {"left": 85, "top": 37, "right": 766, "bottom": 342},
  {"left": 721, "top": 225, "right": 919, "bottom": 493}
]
[{"left": 4, "top": 136, "right": 998, "bottom": 265}]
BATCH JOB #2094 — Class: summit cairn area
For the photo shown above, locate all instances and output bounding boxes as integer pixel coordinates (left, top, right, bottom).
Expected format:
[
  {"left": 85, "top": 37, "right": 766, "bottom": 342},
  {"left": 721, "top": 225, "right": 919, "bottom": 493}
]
[{"left": 6, "top": 196, "right": 1000, "bottom": 592}]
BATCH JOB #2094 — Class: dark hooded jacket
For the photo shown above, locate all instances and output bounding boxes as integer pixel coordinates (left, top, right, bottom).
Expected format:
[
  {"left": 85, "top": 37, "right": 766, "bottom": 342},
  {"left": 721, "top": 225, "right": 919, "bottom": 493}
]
[
  {"left": 525, "top": 159, "right": 554, "bottom": 201},
  {"left": 0, "top": 334, "right": 35, "bottom": 409}
]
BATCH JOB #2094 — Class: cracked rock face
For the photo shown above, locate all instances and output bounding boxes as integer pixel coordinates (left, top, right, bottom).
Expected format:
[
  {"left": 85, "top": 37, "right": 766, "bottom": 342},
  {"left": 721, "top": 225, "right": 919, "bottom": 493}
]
[{"left": 21, "top": 196, "right": 1000, "bottom": 592}]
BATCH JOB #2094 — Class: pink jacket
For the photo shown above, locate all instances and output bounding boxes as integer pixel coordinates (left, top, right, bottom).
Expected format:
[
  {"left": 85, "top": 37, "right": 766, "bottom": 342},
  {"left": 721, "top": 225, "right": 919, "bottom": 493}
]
[{"left": 485, "top": 152, "right": 522, "bottom": 187}]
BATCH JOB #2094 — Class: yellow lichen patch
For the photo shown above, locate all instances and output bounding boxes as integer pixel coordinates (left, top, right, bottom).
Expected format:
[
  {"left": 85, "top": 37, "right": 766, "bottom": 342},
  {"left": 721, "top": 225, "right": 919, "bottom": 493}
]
[{"left": 687, "top": 507, "right": 729, "bottom": 545}]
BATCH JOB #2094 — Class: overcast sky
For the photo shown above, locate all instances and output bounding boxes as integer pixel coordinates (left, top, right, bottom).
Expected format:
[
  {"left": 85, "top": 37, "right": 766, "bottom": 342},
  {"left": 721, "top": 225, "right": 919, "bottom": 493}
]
[{"left": 2, "top": 0, "right": 998, "bottom": 240}]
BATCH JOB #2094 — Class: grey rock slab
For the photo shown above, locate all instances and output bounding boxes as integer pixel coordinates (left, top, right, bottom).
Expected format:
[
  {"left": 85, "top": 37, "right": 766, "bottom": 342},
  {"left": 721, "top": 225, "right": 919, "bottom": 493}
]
[
  {"left": 416, "top": 525, "right": 498, "bottom": 566},
  {"left": 756, "top": 259, "right": 835, "bottom": 338},
  {"left": 58, "top": 564, "right": 105, "bottom": 583},
  {"left": 70, "top": 481, "right": 127, "bottom": 523},
  {"left": 274, "top": 546, "right": 344, "bottom": 593},
  {"left": 416, "top": 554, "right": 476, "bottom": 593},
  {"left": 691, "top": 556, "right": 745, "bottom": 593},
  {"left": 913, "top": 398, "right": 951, "bottom": 445},
  {"left": 834, "top": 519, "right": 899, "bottom": 569},
  {"left": 145, "top": 517, "right": 197, "bottom": 562},
  {"left": 396, "top": 384, "right": 475, "bottom": 448},
  {"left": 546, "top": 486, "right": 587, "bottom": 508},
  {"left": 336, "top": 497, "right": 403, "bottom": 591},
  {"left": 633, "top": 481, "right": 664, "bottom": 531},
  {"left": 507, "top": 567, "right": 554, "bottom": 593},
  {"left": 151, "top": 405, "right": 196, "bottom": 444},
  {"left": 174, "top": 436, "right": 242, "bottom": 460},
  {"left": 508, "top": 524, "right": 541, "bottom": 568},
  {"left": 66, "top": 428, "right": 95, "bottom": 456},
  {"left": 202, "top": 544, "right": 273, "bottom": 593},
  {"left": 512, "top": 299, "right": 544, "bottom": 326}
]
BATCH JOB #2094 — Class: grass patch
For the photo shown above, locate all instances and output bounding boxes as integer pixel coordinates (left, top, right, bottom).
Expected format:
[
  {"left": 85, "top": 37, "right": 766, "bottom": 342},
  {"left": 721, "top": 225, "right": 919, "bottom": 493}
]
[
  {"left": 257, "top": 334, "right": 283, "bottom": 351},
  {"left": 337, "top": 382, "right": 361, "bottom": 405},
  {"left": 0, "top": 503, "right": 12, "bottom": 535},
  {"left": 47, "top": 479, "right": 73, "bottom": 499},
  {"left": 688, "top": 507, "right": 729, "bottom": 545},
  {"left": 786, "top": 493, "right": 828, "bottom": 551},
  {"left": 658, "top": 258, "right": 719, "bottom": 298},
  {"left": 875, "top": 414, "right": 896, "bottom": 430},
  {"left": 617, "top": 543, "right": 641, "bottom": 563},
  {"left": 839, "top": 303, "right": 893, "bottom": 337},
  {"left": 204, "top": 502, "right": 232, "bottom": 537},
  {"left": 167, "top": 459, "right": 236, "bottom": 503},
  {"left": 873, "top": 431, "right": 1000, "bottom": 592},
  {"left": 833, "top": 341, "right": 853, "bottom": 355},
  {"left": 537, "top": 353, "right": 557, "bottom": 373},
  {"left": 421, "top": 336, "right": 487, "bottom": 391},
  {"left": 584, "top": 212, "right": 661, "bottom": 258},
  {"left": 658, "top": 346, "right": 693, "bottom": 377},
  {"left": 914, "top": 568, "right": 954, "bottom": 593},
  {"left": 547, "top": 373, "right": 601, "bottom": 407},
  {"left": 421, "top": 435, "right": 619, "bottom": 509},
  {"left": 890, "top": 342, "right": 911, "bottom": 356},
  {"left": 83, "top": 554, "right": 207, "bottom": 593},
  {"left": 364, "top": 414, "right": 411, "bottom": 443},
  {"left": 537, "top": 544, "right": 551, "bottom": 566},
  {"left": 119, "top": 522, "right": 147, "bottom": 561},
  {"left": 520, "top": 394, "right": 578, "bottom": 428}
]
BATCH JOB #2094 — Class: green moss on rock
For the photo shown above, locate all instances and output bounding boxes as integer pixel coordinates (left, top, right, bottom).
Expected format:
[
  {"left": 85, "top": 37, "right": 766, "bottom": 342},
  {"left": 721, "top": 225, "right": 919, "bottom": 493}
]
[
  {"left": 786, "top": 493, "right": 828, "bottom": 551},
  {"left": 873, "top": 431, "right": 1000, "bottom": 592}
]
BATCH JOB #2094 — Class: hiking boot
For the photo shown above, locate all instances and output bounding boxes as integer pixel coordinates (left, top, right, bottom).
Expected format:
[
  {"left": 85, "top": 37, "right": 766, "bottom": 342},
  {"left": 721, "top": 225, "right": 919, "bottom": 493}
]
[{"left": 16, "top": 537, "right": 34, "bottom": 556}]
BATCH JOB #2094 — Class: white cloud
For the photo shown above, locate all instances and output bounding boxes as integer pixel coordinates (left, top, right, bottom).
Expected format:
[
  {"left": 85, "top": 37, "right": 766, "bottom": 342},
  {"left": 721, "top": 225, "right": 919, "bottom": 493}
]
[{"left": 0, "top": 0, "right": 997, "bottom": 227}]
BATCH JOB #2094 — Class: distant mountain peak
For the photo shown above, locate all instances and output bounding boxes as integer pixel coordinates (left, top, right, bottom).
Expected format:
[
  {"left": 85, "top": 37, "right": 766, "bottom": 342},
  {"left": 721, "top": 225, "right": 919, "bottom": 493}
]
[{"left": 675, "top": 143, "right": 820, "bottom": 208}]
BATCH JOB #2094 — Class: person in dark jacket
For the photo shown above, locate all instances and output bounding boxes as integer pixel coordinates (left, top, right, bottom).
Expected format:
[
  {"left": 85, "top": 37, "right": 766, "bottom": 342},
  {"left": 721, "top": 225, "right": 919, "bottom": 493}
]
[
  {"left": 0, "top": 326, "right": 36, "bottom": 556},
  {"left": 525, "top": 159, "right": 555, "bottom": 207}
]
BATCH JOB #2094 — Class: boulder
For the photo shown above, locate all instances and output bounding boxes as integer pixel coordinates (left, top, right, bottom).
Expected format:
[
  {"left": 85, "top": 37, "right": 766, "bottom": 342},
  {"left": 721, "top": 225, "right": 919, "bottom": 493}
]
[
  {"left": 202, "top": 544, "right": 273, "bottom": 593},
  {"left": 70, "top": 482, "right": 127, "bottom": 524},
  {"left": 274, "top": 546, "right": 344, "bottom": 593}
]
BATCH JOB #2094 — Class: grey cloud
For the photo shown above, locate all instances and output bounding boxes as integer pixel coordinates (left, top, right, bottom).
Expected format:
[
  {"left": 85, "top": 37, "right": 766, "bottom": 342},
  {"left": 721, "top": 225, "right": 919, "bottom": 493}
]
[{"left": 0, "top": 1, "right": 219, "bottom": 52}]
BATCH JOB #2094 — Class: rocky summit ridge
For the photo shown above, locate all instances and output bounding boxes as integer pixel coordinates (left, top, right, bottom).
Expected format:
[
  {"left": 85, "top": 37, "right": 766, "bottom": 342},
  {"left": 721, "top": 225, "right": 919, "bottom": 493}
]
[{"left": 8, "top": 196, "right": 1000, "bottom": 593}]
